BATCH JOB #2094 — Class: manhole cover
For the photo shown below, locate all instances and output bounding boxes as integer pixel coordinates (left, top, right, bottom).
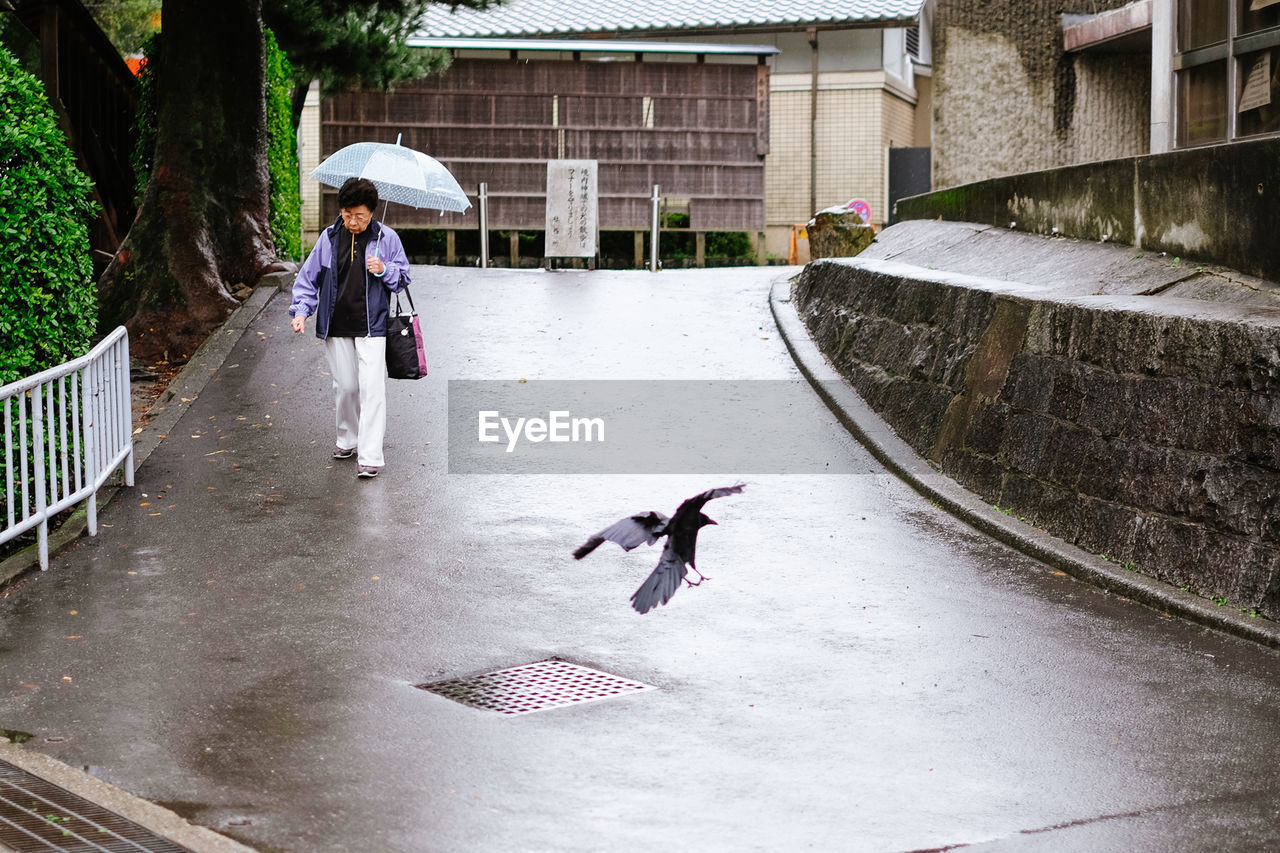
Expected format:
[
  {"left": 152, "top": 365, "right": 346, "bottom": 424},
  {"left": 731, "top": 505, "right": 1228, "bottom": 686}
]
[
  {"left": 417, "top": 659, "right": 657, "bottom": 715},
  {"left": 0, "top": 759, "right": 193, "bottom": 852}
]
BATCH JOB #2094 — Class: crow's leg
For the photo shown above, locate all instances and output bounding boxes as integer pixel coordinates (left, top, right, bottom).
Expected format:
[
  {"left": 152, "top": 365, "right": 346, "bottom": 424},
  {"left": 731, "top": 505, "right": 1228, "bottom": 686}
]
[{"left": 685, "top": 564, "right": 711, "bottom": 587}]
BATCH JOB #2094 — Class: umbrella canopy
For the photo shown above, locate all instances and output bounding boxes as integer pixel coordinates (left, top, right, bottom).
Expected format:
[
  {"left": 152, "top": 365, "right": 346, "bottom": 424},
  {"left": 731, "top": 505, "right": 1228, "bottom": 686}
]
[{"left": 310, "top": 138, "right": 471, "bottom": 213}]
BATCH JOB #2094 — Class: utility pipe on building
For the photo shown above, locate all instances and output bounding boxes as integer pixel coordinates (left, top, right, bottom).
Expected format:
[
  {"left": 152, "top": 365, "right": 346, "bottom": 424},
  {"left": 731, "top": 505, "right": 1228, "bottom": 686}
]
[{"left": 809, "top": 28, "right": 819, "bottom": 217}]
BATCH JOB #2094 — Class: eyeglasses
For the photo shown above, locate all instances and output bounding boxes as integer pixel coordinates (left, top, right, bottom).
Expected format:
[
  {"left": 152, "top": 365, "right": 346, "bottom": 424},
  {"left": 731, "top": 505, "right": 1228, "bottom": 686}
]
[{"left": 340, "top": 208, "right": 372, "bottom": 223}]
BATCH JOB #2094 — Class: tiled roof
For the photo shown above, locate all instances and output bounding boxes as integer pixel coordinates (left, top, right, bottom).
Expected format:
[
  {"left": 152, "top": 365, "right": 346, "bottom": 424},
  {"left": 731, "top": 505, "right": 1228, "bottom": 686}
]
[{"left": 417, "top": 0, "right": 926, "bottom": 38}]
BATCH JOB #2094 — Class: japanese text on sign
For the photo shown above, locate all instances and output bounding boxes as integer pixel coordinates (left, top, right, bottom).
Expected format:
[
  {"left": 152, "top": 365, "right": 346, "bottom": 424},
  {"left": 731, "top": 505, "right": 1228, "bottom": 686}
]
[{"left": 545, "top": 160, "right": 598, "bottom": 258}]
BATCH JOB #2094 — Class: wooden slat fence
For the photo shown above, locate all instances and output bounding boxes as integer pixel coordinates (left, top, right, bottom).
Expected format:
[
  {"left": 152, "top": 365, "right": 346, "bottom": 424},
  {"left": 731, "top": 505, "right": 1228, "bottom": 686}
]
[{"left": 322, "top": 57, "right": 768, "bottom": 233}]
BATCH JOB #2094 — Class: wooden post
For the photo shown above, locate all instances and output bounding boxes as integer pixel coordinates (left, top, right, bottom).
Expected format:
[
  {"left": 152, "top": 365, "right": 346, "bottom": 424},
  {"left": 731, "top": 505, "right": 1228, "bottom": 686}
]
[
  {"left": 40, "top": 5, "right": 60, "bottom": 109},
  {"left": 649, "top": 184, "right": 661, "bottom": 272},
  {"left": 446, "top": 230, "right": 456, "bottom": 266},
  {"left": 695, "top": 232, "right": 706, "bottom": 268},
  {"left": 634, "top": 231, "right": 644, "bottom": 269},
  {"left": 509, "top": 231, "right": 520, "bottom": 268},
  {"left": 478, "top": 183, "right": 489, "bottom": 268}
]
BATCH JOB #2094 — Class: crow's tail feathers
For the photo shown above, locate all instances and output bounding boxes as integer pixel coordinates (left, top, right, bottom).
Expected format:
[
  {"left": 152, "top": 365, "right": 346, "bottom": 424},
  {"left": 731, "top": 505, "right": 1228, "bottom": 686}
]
[
  {"left": 630, "top": 548, "right": 686, "bottom": 614},
  {"left": 573, "top": 537, "right": 605, "bottom": 560}
]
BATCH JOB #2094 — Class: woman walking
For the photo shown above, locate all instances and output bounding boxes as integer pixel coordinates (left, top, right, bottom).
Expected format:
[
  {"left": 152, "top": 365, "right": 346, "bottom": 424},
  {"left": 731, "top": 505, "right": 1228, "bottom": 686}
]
[{"left": 288, "top": 178, "right": 411, "bottom": 478}]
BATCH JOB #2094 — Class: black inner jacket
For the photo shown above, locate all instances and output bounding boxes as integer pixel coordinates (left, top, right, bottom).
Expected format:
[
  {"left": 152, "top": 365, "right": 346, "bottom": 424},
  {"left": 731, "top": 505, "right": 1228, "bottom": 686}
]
[{"left": 328, "top": 227, "right": 373, "bottom": 337}]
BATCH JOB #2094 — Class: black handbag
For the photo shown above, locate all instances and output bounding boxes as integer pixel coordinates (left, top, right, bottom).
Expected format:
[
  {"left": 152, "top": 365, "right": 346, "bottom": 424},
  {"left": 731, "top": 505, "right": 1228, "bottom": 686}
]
[{"left": 386, "top": 288, "right": 427, "bottom": 380}]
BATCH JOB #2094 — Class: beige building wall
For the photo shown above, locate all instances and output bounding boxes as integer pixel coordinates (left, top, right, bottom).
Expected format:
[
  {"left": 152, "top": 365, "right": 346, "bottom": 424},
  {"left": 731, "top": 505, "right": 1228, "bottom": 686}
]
[
  {"left": 814, "top": 85, "right": 883, "bottom": 220},
  {"left": 299, "top": 81, "right": 323, "bottom": 247},
  {"left": 765, "top": 71, "right": 917, "bottom": 260},
  {"left": 883, "top": 88, "right": 917, "bottom": 149},
  {"left": 765, "top": 87, "right": 813, "bottom": 229}
]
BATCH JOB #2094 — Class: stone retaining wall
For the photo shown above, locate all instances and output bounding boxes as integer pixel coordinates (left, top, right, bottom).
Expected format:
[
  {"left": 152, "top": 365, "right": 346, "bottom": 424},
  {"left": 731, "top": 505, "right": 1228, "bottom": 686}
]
[{"left": 796, "top": 258, "right": 1280, "bottom": 620}]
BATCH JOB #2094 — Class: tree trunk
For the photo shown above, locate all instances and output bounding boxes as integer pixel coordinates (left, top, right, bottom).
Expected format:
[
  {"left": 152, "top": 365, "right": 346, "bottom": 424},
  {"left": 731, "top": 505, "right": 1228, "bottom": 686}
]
[{"left": 98, "top": 0, "right": 277, "bottom": 363}]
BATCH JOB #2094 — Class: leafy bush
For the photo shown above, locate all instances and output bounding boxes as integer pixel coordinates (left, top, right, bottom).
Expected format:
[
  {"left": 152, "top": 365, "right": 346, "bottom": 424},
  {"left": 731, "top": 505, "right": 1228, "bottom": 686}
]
[
  {"left": 706, "top": 231, "right": 754, "bottom": 259},
  {"left": 266, "top": 28, "right": 301, "bottom": 261},
  {"left": 0, "top": 44, "right": 98, "bottom": 387}
]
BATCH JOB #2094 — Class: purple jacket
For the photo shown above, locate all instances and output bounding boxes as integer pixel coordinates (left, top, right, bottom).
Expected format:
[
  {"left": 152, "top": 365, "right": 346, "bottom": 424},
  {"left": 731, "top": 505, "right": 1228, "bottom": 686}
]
[{"left": 288, "top": 217, "right": 411, "bottom": 339}]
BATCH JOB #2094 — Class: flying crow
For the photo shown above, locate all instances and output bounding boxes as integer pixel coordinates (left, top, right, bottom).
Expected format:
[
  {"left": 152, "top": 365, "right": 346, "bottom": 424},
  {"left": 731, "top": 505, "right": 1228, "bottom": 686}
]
[{"left": 574, "top": 484, "right": 745, "bottom": 613}]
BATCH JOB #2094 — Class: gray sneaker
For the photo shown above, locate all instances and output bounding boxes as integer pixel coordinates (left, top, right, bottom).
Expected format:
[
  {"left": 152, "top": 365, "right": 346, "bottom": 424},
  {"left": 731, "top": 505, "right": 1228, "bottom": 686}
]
[
  {"left": 333, "top": 446, "right": 356, "bottom": 459},
  {"left": 357, "top": 465, "right": 379, "bottom": 479}
]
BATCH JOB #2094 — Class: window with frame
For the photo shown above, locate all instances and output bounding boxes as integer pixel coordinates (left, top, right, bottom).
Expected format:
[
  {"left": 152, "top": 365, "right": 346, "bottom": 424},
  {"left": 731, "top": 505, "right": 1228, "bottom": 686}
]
[{"left": 1175, "top": 0, "right": 1280, "bottom": 146}]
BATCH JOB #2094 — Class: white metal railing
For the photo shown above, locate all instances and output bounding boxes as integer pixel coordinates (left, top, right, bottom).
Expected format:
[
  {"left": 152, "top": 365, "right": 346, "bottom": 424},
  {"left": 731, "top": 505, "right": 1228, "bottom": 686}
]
[{"left": 1, "top": 326, "right": 134, "bottom": 570}]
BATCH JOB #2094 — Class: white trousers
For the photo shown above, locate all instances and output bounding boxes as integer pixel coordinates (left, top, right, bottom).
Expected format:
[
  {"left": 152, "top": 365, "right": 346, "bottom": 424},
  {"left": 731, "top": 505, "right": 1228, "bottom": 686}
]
[{"left": 323, "top": 336, "right": 387, "bottom": 467}]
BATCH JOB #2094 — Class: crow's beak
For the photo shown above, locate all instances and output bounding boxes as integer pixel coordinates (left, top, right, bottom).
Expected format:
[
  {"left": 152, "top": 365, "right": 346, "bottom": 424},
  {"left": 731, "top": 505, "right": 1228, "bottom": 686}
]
[{"left": 707, "top": 519, "right": 718, "bottom": 525}]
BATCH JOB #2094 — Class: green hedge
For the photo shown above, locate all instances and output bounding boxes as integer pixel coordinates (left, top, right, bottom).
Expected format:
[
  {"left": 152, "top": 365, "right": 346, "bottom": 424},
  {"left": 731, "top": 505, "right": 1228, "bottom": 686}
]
[
  {"left": 132, "top": 29, "right": 302, "bottom": 262},
  {"left": 265, "top": 29, "right": 301, "bottom": 261},
  {"left": 0, "top": 44, "right": 98, "bottom": 387}
]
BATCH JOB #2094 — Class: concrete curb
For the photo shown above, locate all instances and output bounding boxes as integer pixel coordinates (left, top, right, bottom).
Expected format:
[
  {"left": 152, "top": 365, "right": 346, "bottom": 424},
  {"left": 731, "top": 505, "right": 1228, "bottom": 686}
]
[
  {"left": 769, "top": 273, "right": 1280, "bottom": 649},
  {"left": 0, "top": 285, "right": 279, "bottom": 588}
]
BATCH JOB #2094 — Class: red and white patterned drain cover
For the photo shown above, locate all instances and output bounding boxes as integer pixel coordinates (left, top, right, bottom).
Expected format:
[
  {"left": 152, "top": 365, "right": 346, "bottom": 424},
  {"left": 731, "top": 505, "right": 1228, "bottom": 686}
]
[{"left": 417, "top": 659, "right": 658, "bottom": 715}]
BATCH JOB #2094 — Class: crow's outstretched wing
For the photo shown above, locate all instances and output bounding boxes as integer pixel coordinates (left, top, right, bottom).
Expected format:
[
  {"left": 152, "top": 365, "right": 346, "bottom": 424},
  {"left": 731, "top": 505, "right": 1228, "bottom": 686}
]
[
  {"left": 700, "top": 483, "right": 747, "bottom": 502},
  {"left": 573, "top": 511, "right": 669, "bottom": 560},
  {"left": 671, "top": 483, "right": 746, "bottom": 521},
  {"left": 630, "top": 540, "right": 687, "bottom": 614}
]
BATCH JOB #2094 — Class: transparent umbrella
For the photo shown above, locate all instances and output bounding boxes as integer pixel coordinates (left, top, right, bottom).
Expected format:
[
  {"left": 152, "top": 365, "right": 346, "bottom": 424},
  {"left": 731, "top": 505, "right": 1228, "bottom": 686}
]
[{"left": 310, "top": 135, "right": 471, "bottom": 213}]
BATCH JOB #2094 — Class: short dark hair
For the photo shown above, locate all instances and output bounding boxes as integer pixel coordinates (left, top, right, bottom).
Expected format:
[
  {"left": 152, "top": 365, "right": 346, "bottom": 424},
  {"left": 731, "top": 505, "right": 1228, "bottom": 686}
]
[{"left": 338, "top": 177, "right": 379, "bottom": 212}]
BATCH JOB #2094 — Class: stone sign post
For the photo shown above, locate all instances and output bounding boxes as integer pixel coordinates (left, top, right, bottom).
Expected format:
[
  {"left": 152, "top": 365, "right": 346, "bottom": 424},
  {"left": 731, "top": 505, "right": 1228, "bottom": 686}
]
[{"left": 545, "top": 160, "right": 599, "bottom": 267}]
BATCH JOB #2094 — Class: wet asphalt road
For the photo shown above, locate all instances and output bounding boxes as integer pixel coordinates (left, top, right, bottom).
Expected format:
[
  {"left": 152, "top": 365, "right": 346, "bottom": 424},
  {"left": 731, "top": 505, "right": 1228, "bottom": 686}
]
[{"left": 2, "top": 266, "right": 1279, "bottom": 852}]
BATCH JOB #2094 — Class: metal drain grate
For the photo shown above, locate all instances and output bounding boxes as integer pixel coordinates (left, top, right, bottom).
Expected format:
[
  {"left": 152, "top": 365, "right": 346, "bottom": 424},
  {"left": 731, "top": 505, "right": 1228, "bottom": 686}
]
[
  {"left": 417, "top": 659, "right": 658, "bottom": 715},
  {"left": 0, "top": 760, "right": 193, "bottom": 852}
]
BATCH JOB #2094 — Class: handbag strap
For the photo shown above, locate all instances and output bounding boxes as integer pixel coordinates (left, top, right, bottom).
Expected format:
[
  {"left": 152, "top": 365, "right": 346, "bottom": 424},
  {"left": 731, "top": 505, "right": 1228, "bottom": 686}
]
[{"left": 393, "top": 286, "right": 417, "bottom": 317}]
